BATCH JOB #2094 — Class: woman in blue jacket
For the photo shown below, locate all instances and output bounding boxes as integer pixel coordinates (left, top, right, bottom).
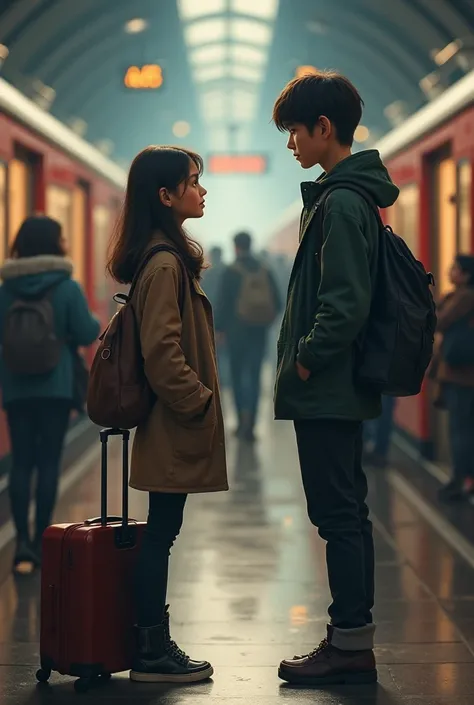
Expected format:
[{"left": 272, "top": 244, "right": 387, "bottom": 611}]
[{"left": 0, "top": 215, "right": 100, "bottom": 574}]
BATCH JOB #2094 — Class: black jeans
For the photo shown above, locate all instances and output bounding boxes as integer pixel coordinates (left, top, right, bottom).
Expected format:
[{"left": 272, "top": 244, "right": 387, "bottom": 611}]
[
  {"left": 135, "top": 492, "right": 187, "bottom": 627},
  {"left": 445, "top": 383, "right": 474, "bottom": 482},
  {"left": 294, "top": 419, "right": 374, "bottom": 629},
  {"left": 227, "top": 330, "right": 267, "bottom": 427},
  {"left": 6, "top": 398, "right": 71, "bottom": 544}
]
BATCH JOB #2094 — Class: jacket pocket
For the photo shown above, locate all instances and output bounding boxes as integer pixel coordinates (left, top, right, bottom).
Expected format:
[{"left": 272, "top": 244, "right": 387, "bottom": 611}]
[{"left": 171, "top": 403, "right": 217, "bottom": 461}]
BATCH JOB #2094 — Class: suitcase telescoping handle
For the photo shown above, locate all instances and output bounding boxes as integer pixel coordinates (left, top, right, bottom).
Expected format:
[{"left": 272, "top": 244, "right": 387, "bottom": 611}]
[{"left": 99, "top": 428, "right": 130, "bottom": 531}]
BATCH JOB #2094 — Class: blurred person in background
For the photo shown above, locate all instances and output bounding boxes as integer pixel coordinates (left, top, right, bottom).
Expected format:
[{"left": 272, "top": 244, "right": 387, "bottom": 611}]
[
  {"left": 431, "top": 255, "right": 474, "bottom": 502},
  {"left": 107, "top": 145, "right": 228, "bottom": 683},
  {"left": 201, "top": 245, "right": 229, "bottom": 388},
  {"left": 215, "top": 231, "right": 281, "bottom": 441},
  {"left": 363, "top": 396, "right": 397, "bottom": 468},
  {"left": 0, "top": 216, "right": 100, "bottom": 575}
]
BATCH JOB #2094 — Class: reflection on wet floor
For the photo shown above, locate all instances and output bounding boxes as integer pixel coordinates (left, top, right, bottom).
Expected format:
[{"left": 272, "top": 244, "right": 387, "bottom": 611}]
[{"left": 1, "top": 392, "right": 474, "bottom": 703}]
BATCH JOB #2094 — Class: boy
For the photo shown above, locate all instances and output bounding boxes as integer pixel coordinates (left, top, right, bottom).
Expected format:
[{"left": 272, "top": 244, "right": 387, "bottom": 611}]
[{"left": 272, "top": 70, "right": 399, "bottom": 686}]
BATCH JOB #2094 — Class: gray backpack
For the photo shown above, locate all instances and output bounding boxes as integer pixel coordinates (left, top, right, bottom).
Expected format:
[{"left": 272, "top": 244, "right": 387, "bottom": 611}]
[
  {"left": 234, "top": 263, "right": 277, "bottom": 327},
  {"left": 3, "top": 286, "right": 63, "bottom": 375}
]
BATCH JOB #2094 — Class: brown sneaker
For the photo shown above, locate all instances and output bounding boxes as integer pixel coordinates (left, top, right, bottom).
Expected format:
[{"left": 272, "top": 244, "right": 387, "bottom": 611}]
[{"left": 278, "top": 637, "right": 377, "bottom": 686}]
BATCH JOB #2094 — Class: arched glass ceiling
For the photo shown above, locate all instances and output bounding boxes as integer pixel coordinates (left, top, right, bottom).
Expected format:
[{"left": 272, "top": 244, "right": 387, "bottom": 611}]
[{"left": 177, "top": 0, "right": 280, "bottom": 150}]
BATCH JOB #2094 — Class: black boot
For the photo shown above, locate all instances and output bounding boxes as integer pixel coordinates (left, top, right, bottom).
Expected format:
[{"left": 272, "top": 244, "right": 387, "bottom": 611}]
[{"left": 130, "top": 606, "right": 213, "bottom": 683}]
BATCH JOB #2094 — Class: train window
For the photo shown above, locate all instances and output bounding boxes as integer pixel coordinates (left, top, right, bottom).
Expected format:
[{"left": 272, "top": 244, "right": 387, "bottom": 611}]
[
  {"left": 435, "top": 157, "right": 457, "bottom": 294},
  {"left": 458, "top": 160, "right": 472, "bottom": 253},
  {"left": 8, "top": 158, "right": 31, "bottom": 243},
  {"left": 394, "top": 184, "right": 419, "bottom": 259},
  {"left": 93, "top": 204, "right": 111, "bottom": 301},
  {"left": 72, "top": 185, "right": 88, "bottom": 287},
  {"left": 0, "top": 163, "right": 6, "bottom": 263},
  {"left": 46, "top": 185, "right": 72, "bottom": 246}
]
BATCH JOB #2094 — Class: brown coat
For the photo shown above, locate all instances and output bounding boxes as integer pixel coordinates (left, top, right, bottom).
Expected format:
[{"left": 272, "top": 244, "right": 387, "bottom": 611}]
[
  {"left": 433, "top": 288, "right": 474, "bottom": 388},
  {"left": 129, "top": 237, "right": 228, "bottom": 494}
]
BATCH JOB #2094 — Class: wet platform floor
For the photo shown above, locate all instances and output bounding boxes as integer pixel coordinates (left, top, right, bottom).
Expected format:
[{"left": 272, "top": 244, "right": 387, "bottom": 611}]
[{"left": 1, "top": 392, "right": 474, "bottom": 703}]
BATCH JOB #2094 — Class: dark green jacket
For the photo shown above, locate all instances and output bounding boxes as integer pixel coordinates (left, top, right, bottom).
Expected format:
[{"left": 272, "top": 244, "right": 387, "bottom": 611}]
[
  {"left": 274, "top": 150, "right": 399, "bottom": 421},
  {"left": 0, "top": 256, "right": 100, "bottom": 407}
]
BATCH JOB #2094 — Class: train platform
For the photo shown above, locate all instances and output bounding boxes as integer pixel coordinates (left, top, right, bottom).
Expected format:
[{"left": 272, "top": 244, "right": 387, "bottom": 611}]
[{"left": 1, "top": 387, "right": 474, "bottom": 704}]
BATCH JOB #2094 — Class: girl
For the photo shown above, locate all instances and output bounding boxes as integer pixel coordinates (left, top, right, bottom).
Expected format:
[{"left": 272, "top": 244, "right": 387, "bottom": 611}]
[
  {"left": 107, "top": 146, "right": 228, "bottom": 683},
  {"left": 0, "top": 216, "right": 100, "bottom": 574}
]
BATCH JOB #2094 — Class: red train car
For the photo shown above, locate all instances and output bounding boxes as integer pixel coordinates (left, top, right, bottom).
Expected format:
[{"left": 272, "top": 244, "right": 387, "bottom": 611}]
[
  {"left": 267, "top": 69, "right": 474, "bottom": 460},
  {"left": 0, "top": 77, "right": 126, "bottom": 461}
]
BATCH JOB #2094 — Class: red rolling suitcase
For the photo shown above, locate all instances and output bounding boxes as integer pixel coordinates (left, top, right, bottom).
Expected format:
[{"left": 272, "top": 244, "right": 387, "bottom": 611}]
[{"left": 37, "top": 428, "right": 145, "bottom": 693}]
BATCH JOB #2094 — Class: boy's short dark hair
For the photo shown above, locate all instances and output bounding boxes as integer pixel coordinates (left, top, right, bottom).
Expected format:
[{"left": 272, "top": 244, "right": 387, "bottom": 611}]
[
  {"left": 234, "top": 231, "right": 252, "bottom": 252},
  {"left": 272, "top": 69, "right": 364, "bottom": 146}
]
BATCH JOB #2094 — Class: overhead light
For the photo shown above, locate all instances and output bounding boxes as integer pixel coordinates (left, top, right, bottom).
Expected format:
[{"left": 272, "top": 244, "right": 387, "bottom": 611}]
[
  {"left": 95, "top": 139, "right": 115, "bottom": 157},
  {"left": 230, "top": 64, "right": 264, "bottom": 81},
  {"left": 296, "top": 65, "right": 319, "bottom": 78},
  {"left": 230, "top": 89, "right": 258, "bottom": 121},
  {"left": 230, "top": 44, "right": 266, "bottom": 65},
  {"left": 307, "top": 20, "right": 328, "bottom": 35},
  {"left": 124, "top": 18, "right": 149, "bottom": 34},
  {"left": 67, "top": 117, "right": 88, "bottom": 137},
  {"left": 195, "top": 64, "right": 227, "bottom": 82},
  {"left": 173, "top": 120, "right": 191, "bottom": 138},
  {"left": 231, "top": 0, "right": 279, "bottom": 20},
  {"left": 208, "top": 127, "right": 229, "bottom": 150},
  {"left": 384, "top": 100, "right": 409, "bottom": 127},
  {"left": 0, "top": 44, "right": 9, "bottom": 61},
  {"left": 185, "top": 18, "right": 227, "bottom": 45},
  {"left": 201, "top": 91, "right": 227, "bottom": 121},
  {"left": 354, "top": 125, "right": 370, "bottom": 143},
  {"left": 432, "top": 39, "right": 463, "bottom": 67},
  {"left": 190, "top": 44, "right": 227, "bottom": 65},
  {"left": 177, "top": 0, "right": 225, "bottom": 20},
  {"left": 230, "top": 18, "right": 271, "bottom": 45}
]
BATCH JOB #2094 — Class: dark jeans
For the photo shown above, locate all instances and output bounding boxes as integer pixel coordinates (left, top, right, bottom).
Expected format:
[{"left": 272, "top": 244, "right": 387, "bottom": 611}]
[
  {"left": 364, "top": 395, "right": 396, "bottom": 459},
  {"left": 227, "top": 330, "right": 267, "bottom": 427},
  {"left": 294, "top": 419, "right": 374, "bottom": 629},
  {"left": 6, "top": 398, "right": 71, "bottom": 544},
  {"left": 445, "top": 384, "right": 474, "bottom": 482},
  {"left": 135, "top": 492, "right": 187, "bottom": 627}
]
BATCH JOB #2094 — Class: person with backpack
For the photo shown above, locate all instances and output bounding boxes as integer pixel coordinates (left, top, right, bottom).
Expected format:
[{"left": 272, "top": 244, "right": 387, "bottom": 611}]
[
  {"left": 214, "top": 231, "right": 281, "bottom": 441},
  {"left": 270, "top": 71, "right": 402, "bottom": 687},
  {"left": 431, "top": 255, "right": 474, "bottom": 502},
  {"left": 0, "top": 215, "right": 100, "bottom": 575},
  {"left": 103, "top": 146, "right": 228, "bottom": 684}
]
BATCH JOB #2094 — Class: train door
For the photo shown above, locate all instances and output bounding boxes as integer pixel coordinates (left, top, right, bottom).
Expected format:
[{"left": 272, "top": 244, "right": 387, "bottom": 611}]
[
  {"left": 72, "top": 182, "right": 88, "bottom": 288},
  {"left": 8, "top": 151, "right": 36, "bottom": 243},
  {"left": 429, "top": 151, "right": 472, "bottom": 463}
]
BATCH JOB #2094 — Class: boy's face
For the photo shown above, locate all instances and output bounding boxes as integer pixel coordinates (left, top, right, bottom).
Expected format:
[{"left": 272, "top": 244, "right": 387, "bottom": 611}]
[{"left": 285, "top": 118, "right": 331, "bottom": 169}]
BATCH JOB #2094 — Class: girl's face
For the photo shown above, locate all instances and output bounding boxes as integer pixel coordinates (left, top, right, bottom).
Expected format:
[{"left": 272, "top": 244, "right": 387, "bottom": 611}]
[
  {"left": 160, "top": 160, "right": 207, "bottom": 223},
  {"left": 450, "top": 261, "right": 470, "bottom": 287}
]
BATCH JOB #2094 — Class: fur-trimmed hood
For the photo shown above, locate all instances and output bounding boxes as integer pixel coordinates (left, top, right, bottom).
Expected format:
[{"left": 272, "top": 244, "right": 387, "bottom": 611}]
[{"left": 0, "top": 256, "right": 73, "bottom": 298}]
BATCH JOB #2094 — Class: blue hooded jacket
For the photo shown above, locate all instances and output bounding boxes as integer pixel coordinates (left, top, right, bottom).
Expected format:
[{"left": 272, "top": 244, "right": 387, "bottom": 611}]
[{"left": 0, "top": 255, "right": 100, "bottom": 407}]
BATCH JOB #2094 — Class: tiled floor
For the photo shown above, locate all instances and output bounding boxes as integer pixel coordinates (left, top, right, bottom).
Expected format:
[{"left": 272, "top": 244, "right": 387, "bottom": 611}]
[{"left": 1, "top": 390, "right": 474, "bottom": 703}]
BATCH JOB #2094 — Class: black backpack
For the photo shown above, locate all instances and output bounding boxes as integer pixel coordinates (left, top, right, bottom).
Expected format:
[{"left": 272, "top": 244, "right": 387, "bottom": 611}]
[
  {"left": 316, "top": 183, "right": 437, "bottom": 397},
  {"left": 2, "top": 285, "right": 63, "bottom": 376}
]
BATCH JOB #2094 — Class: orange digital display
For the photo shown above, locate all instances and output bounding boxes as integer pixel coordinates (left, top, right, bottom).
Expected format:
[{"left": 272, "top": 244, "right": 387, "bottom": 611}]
[
  {"left": 124, "top": 65, "right": 163, "bottom": 89},
  {"left": 207, "top": 154, "right": 267, "bottom": 174}
]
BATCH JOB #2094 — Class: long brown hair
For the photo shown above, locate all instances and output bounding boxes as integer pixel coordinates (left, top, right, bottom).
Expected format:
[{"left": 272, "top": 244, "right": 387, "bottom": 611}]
[{"left": 107, "top": 146, "right": 205, "bottom": 283}]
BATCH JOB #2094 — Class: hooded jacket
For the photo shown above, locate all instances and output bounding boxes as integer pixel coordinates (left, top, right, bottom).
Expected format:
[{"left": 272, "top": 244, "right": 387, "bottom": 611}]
[
  {"left": 0, "top": 256, "right": 100, "bottom": 407},
  {"left": 274, "top": 150, "right": 399, "bottom": 421}
]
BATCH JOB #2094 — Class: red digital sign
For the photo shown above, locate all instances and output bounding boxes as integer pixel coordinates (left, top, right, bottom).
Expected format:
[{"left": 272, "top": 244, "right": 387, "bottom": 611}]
[{"left": 207, "top": 154, "right": 267, "bottom": 175}]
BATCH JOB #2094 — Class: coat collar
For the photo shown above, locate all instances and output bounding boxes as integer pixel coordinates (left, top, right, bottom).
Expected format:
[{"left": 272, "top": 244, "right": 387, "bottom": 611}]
[{"left": 0, "top": 256, "right": 73, "bottom": 281}]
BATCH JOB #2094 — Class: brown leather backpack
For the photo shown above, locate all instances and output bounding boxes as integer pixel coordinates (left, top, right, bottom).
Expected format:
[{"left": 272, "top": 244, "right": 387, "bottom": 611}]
[{"left": 87, "top": 245, "right": 185, "bottom": 429}]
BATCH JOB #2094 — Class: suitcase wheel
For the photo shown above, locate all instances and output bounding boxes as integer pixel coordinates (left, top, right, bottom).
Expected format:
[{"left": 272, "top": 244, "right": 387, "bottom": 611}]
[{"left": 36, "top": 667, "right": 51, "bottom": 684}]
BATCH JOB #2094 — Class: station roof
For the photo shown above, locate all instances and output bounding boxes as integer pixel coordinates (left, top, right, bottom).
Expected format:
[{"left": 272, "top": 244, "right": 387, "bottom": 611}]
[{"left": 1, "top": 0, "right": 473, "bottom": 169}]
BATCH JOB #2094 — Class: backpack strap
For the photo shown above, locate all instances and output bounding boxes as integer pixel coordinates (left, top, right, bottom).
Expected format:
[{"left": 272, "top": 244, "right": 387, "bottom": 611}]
[{"left": 117, "top": 245, "right": 188, "bottom": 314}]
